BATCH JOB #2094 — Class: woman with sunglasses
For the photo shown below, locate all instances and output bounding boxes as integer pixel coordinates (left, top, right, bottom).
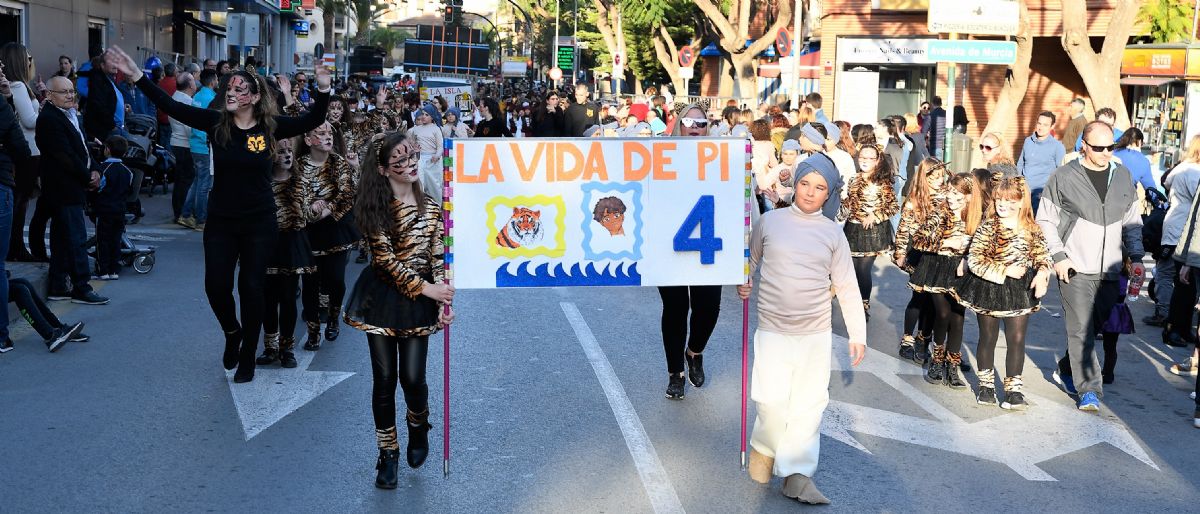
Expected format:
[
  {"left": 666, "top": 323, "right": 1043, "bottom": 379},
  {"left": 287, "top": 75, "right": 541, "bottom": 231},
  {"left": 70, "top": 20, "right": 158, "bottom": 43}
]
[
  {"left": 659, "top": 104, "right": 720, "bottom": 400},
  {"left": 979, "top": 132, "right": 1015, "bottom": 171},
  {"left": 0, "top": 43, "right": 41, "bottom": 262},
  {"left": 106, "top": 46, "right": 331, "bottom": 383}
]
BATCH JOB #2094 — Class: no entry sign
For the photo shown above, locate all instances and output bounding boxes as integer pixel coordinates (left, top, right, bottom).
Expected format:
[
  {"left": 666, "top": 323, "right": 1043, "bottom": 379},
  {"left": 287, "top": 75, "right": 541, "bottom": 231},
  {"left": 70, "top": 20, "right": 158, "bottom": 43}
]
[
  {"left": 678, "top": 46, "right": 694, "bottom": 68},
  {"left": 776, "top": 27, "right": 793, "bottom": 58}
]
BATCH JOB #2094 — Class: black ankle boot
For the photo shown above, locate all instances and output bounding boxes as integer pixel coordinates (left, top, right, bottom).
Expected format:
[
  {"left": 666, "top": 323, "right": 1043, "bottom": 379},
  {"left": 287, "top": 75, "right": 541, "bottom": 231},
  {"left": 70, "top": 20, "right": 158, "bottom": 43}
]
[
  {"left": 375, "top": 449, "right": 400, "bottom": 489},
  {"left": 279, "top": 337, "right": 298, "bottom": 368},
  {"left": 233, "top": 342, "right": 257, "bottom": 383},
  {"left": 255, "top": 348, "right": 279, "bottom": 365},
  {"left": 303, "top": 321, "right": 322, "bottom": 351},
  {"left": 325, "top": 308, "right": 341, "bottom": 341},
  {"left": 222, "top": 329, "right": 241, "bottom": 370},
  {"left": 406, "top": 409, "right": 432, "bottom": 468}
]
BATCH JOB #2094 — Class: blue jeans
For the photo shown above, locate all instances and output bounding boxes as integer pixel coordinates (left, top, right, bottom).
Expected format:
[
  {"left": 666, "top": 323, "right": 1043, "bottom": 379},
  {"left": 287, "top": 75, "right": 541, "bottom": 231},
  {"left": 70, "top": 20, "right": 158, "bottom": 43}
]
[
  {"left": 1031, "top": 187, "right": 1044, "bottom": 216},
  {"left": 184, "top": 152, "right": 212, "bottom": 222},
  {"left": 0, "top": 185, "right": 13, "bottom": 341},
  {"left": 48, "top": 204, "right": 94, "bottom": 296}
]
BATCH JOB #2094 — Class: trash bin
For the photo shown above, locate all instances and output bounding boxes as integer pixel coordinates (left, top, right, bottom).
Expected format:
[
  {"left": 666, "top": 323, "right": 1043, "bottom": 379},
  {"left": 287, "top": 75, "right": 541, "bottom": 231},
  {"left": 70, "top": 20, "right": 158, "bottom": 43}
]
[{"left": 950, "top": 133, "right": 974, "bottom": 173}]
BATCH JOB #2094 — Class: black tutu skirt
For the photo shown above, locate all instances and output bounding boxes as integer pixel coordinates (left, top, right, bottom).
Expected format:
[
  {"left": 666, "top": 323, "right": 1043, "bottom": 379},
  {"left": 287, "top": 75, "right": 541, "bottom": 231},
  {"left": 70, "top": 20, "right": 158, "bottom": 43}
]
[
  {"left": 267, "top": 229, "right": 316, "bottom": 275},
  {"left": 307, "top": 213, "right": 361, "bottom": 255},
  {"left": 343, "top": 268, "right": 439, "bottom": 335},
  {"left": 954, "top": 270, "right": 1040, "bottom": 317},
  {"left": 844, "top": 222, "right": 893, "bottom": 257},
  {"left": 908, "top": 253, "right": 963, "bottom": 293}
]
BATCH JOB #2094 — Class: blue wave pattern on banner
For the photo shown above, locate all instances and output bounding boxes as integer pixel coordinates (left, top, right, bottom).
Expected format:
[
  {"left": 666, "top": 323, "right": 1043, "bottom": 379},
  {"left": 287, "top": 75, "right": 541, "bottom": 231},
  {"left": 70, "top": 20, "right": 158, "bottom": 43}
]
[{"left": 496, "top": 262, "right": 642, "bottom": 287}]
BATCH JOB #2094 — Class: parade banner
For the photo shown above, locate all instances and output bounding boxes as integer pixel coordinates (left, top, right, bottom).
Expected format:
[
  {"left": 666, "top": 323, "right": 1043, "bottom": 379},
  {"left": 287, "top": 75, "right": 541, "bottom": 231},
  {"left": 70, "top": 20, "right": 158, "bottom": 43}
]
[{"left": 449, "top": 138, "right": 747, "bottom": 289}]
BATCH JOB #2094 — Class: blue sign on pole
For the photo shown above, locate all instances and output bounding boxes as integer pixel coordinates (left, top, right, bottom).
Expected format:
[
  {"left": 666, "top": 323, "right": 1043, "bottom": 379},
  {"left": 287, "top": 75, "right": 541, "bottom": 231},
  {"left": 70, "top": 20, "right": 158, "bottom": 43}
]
[{"left": 927, "top": 40, "right": 1017, "bottom": 65}]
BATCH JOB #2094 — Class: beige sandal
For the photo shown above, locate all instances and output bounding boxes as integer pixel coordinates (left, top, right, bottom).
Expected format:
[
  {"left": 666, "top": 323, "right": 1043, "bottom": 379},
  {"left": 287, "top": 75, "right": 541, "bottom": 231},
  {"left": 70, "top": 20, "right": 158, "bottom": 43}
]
[{"left": 1170, "top": 357, "right": 1199, "bottom": 377}]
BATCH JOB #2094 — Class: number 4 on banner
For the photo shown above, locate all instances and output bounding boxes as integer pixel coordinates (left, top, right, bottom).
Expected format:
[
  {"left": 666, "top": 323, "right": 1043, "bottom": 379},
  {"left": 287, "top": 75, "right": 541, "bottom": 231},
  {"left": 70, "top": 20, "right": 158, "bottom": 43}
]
[{"left": 673, "top": 195, "right": 723, "bottom": 264}]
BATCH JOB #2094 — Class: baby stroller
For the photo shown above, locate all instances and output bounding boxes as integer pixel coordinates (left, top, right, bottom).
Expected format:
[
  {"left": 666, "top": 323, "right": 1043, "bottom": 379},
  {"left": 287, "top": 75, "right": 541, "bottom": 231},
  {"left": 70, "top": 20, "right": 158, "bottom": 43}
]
[
  {"left": 124, "top": 114, "right": 173, "bottom": 200},
  {"left": 83, "top": 225, "right": 157, "bottom": 275}
]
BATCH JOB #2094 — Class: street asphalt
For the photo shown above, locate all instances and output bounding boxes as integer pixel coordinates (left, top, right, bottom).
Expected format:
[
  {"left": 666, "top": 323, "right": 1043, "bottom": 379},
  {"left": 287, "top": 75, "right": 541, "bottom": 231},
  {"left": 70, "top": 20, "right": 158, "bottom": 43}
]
[{"left": 1, "top": 192, "right": 1198, "bottom": 513}]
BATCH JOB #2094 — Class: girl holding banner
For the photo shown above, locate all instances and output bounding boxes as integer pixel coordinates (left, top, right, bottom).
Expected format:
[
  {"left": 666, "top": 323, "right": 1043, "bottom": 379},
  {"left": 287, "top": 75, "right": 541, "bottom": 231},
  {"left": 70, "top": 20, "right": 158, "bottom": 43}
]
[
  {"left": 344, "top": 132, "right": 454, "bottom": 489},
  {"left": 737, "top": 153, "right": 866, "bottom": 505},
  {"left": 659, "top": 105, "right": 722, "bottom": 400}
]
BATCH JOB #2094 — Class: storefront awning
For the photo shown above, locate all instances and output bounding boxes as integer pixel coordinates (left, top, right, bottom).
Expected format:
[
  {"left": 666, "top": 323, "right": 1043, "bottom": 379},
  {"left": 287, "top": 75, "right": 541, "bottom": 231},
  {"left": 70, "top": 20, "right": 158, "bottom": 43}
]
[
  {"left": 175, "top": 13, "right": 226, "bottom": 38},
  {"left": 1120, "top": 77, "right": 1176, "bottom": 87}
]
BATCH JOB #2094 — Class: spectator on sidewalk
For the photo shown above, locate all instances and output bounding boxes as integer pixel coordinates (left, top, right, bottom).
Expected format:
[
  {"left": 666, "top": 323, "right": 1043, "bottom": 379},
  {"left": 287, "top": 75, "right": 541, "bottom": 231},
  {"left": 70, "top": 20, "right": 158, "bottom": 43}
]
[
  {"left": 179, "top": 68, "right": 217, "bottom": 231},
  {"left": 168, "top": 72, "right": 196, "bottom": 223},
  {"left": 93, "top": 136, "right": 133, "bottom": 281},
  {"left": 1017, "top": 111, "right": 1066, "bottom": 212},
  {"left": 0, "top": 75, "right": 33, "bottom": 351},
  {"left": 1, "top": 271, "right": 85, "bottom": 353},
  {"left": 1059, "top": 99, "right": 1088, "bottom": 156}
]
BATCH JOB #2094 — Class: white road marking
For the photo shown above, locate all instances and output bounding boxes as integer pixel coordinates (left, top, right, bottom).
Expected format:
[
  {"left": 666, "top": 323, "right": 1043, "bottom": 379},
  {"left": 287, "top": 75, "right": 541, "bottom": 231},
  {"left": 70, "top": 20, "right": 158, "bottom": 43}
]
[
  {"left": 560, "top": 302, "right": 685, "bottom": 514},
  {"left": 824, "top": 334, "right": 1159, "bottom": 481},
  {"left": 226, "top": 350, "right": 354, "bottom": 440}
]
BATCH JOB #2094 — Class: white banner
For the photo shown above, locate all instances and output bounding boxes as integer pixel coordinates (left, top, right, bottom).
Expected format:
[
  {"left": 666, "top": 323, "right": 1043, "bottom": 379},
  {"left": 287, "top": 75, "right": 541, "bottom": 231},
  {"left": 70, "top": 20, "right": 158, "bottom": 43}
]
[{"left": 449, "top": 138, "right": 748, "bottom": 289}]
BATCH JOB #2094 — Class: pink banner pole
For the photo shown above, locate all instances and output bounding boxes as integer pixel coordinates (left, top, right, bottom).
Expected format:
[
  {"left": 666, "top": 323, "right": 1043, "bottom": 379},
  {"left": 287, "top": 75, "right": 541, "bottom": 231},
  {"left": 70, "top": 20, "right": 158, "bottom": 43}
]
[
  {"left": 442, "top": 138, "right": 453, "bottom": 478},
  {"left": 741, "top": 141, "right": 752, "bottom": 469}
]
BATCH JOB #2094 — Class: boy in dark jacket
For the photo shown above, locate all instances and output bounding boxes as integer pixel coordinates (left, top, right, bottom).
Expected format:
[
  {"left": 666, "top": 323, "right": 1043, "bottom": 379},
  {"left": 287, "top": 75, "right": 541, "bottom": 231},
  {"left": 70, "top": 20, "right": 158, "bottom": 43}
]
[{"left": 94, "top": 135, "right": 133, "bottom": 280}]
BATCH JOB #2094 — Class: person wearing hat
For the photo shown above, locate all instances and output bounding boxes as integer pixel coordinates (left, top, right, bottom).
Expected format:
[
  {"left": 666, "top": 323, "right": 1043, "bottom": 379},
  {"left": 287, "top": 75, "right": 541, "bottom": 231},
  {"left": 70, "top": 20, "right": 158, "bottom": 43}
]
[
  {"left": 760, "top": 139, "right": 802, "bottom": 211},
  {"left": 738, "top": 148, "right": 867, "bottom": 505}
]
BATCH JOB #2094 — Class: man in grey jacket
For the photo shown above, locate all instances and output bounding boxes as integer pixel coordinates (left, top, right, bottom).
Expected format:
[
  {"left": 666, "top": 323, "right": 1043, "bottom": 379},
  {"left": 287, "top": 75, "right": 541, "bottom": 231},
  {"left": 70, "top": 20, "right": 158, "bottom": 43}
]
[{"left": 1036, "top": 121, "right": 1145, "bottom": 413}]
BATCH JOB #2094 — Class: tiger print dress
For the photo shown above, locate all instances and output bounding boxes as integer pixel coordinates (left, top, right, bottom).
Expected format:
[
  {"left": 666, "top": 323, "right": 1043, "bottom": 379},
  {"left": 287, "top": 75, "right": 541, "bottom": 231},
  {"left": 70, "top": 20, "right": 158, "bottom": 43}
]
[
  {"left": 266, "top": 172, "right": 317, "bottom": 275},
  {"left": 301, "top": 152, "right": 360, "bottom": 255},
  {"left": 892, "top": 191, "right": 946, "bottom": 273},
  {"left": 906, "top": 201, "right": 971, "bottom": 294},
  {"left": 343, "top": 196, "right": 446, "bottom": 336},
  {"left": 953, "top": 217, "right": 1053, "bottom": 317},
  {"left": 838, "top": 174, "right": 900, "bottom": 257}
]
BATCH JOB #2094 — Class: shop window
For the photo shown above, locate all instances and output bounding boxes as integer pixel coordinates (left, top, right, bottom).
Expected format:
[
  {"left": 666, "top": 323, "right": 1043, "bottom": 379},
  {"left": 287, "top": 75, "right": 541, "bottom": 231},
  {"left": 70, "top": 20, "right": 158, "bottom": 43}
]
[
  {"left": 0, "top": 2, "right": 23, "bottom": 46},
  {"left": 88, "top": 18, "right": 107, "bottom": 53}
]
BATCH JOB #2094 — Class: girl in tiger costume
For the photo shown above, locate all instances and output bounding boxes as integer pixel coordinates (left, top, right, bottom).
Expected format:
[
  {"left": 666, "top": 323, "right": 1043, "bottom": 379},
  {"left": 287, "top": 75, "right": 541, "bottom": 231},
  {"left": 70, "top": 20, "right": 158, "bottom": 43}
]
[
  {"left": 837, "top": 143, "right": 899, "bottom": 320},
  {"left": 256, "top": 136, "right": 316, "bottom": 369},
  {"left": 954, "top": 176, "right": 1052, "bottom": 410},
  {"left": 892, "top": 158, "right": 950, "bottom": 365},
  {"left": 909, "top": 172, "right": 982, "bottom": 389},
  {"left": 298, "top": 121, "right": 359, "bottom": 350},
  {"left": 343, "top": 132, "right": 454, "bottom": 489}
]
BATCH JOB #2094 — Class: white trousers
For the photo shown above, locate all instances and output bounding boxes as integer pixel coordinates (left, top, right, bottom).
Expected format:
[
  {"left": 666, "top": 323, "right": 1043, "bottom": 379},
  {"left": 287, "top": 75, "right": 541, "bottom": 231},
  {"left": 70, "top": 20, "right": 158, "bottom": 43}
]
[
  {"left": 749, "top": 329, "right": 832, "bottom": 478},
  {"left": 418, "top": 152, "right": 443, "bottom": 203}
]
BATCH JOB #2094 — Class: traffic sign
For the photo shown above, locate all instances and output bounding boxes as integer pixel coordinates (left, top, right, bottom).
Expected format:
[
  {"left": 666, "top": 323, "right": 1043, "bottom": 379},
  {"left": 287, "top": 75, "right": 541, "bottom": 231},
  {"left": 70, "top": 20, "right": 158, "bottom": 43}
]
[
  {"left": 927, "top": 0, "right": 1019, "bottom": 36},
  {"left": 927, "top": 40, "right": 1017, "bottom": 65},
  {"left": 678, "top": 46, "right": 694, "bottom": 68},
  {"left": 549, "top": 67, "right": 563, "bottom": 81},
  {"left": 557, "top": 46, "right": 575, "bottom": 70},
  {"left": 776, "top": 27, "right": 793, "bottom": 58},
  {"left": 678, "top": 67, "right": 694, "bottom": 79}
]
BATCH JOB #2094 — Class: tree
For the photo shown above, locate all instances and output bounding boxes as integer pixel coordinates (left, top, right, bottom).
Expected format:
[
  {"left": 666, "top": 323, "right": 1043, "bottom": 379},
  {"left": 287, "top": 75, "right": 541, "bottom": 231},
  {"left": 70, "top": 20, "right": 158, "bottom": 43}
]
[
  {"left": 625, "top": 0, "right": 703, "bottom": 95},
  {"left": 316, "top": 0, "right": 347, "bottom": 52},
  {"left": 592, "top": 0, "right": 628, "bottom": 88},
  {"left": 368, "top": 27, "right": 410, "bottom": 65},
  {"left": 1061, "top": 0, "right": 1143, "bottom": 128},
  {"left": 1138, "top": 0, "right": 1196, "bottom": 43},
  {"left": 347, "top": 0, "right": 393, "bottom": 45},
  {"left": 690, "top": 0, "right": 792, "bottom": 99},
  {"left": 982, "top": 0, "right": 1033, "bottom": 136}
]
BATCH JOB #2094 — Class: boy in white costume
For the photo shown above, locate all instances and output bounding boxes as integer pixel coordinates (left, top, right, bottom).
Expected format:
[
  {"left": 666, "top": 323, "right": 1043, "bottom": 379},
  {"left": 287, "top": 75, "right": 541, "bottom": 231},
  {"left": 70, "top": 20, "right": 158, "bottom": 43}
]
[{"left": 737, "top": 154, "right": 868, "bottom": 504}]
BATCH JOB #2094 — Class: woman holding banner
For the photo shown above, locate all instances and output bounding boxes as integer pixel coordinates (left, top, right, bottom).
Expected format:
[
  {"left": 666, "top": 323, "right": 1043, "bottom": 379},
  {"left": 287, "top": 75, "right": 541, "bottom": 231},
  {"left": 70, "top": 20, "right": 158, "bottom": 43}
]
[
  {"left": 345, "top": 132, "right": 454, "bottom": 488},
  {"left": 658, "top": 105, "right": 722, "bottom": 400}
]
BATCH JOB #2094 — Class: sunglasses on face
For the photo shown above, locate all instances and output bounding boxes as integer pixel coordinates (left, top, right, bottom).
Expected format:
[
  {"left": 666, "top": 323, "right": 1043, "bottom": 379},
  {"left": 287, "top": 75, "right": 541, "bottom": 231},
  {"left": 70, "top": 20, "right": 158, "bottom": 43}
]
[
  {"left": 979, "top": 144, "right": 996, "bottom": 152},
  {"left": 1085, "top": 142, "right": 1115, "bottom": 153},
  {"left": 681, "top": 117, "right": 708, "bottom": 129}
]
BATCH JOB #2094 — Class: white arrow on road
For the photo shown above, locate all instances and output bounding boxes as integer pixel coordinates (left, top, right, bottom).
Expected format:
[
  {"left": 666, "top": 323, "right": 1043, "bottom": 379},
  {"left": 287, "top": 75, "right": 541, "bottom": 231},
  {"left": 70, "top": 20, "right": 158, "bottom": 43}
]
[
  {"left": 226, "top": 350, "right": 354, "bottom": 440},
  {"left": 822, "top": 335, "right": 1159, "bottom": 481}
]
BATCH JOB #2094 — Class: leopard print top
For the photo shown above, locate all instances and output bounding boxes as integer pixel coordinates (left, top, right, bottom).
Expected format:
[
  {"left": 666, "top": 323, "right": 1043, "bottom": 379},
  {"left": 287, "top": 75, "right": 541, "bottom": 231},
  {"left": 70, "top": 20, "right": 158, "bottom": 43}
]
[
  {"left": 348, "top": 196, "right": 446, "bottom": 337},
  {"left": 923, "top": 202, "right": 972, "bottom": 256},
  {"left": 838, "top": 174, "right": 900, "bottom": 225},
  {"left": 299, "top": 152, "right": 356, "bottom": 222},
  {"left": 272, "top": 172, "right": 312, "bottom": 231},
  {"left": 966, "top": 217, "right": 1053, "bottom": 285}
]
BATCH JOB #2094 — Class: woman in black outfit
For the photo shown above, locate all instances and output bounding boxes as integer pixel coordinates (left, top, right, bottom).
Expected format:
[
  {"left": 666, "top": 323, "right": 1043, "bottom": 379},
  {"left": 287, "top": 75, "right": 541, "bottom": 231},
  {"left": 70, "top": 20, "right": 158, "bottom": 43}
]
[
  {"left": 661, "top": 104, "right": 721, "bottom": 400},
  {"left": 107, "top": 46, "right": 330, "bottom": 383},
  {"left": 529, "top": 91, "right": 566, "bottom": 137},
  {"left": 471, "top": 97, "right": 510, "bottom": 138}
]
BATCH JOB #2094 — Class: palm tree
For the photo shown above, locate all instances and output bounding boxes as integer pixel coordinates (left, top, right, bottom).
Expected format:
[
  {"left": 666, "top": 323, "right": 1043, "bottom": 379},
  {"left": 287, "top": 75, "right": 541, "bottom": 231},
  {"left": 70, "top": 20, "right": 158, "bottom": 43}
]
[
  {"left": 317, "top": 0, "right": 347, "bottom": 52},
  {"left": 347, "top": 0, "right": 394, "bottom": 45}
]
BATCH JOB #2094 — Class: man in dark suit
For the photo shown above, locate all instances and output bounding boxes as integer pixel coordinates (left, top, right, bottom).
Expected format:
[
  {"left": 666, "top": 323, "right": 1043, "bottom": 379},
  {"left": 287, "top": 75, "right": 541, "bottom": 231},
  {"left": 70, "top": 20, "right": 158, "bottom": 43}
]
[
  {"left": 36, "top": 76, "right": 109, "bottom": 305},
  {"left": 82, "top": 53, "right": 125, "bottom": 141}
]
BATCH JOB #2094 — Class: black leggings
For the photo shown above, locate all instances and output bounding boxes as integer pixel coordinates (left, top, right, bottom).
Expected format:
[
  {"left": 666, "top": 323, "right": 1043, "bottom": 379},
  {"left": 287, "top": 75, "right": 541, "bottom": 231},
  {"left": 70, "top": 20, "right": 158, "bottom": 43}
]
[
  {"left": 203, "top": 213, "right": 279, "bottom": 365},
  {"left": 852, "top": 256, "right": 874, "bottom": 302},
  {"left": 658, "top": 285, "right": 722, "bottom": 374},
  {"left": 8, "top": 277, "right": 64, "bottom": 340},
  {"left": 976, "top": 314, "right": 1029, "bottom": 376},
  {"left": 368, "top": 334, "right": 430, "bottom": 430},
  {"left": 263, "top": 274, "right": 300, "bottom": 339},
  {"left": 302, "top": 251, "right": 349, "bottom": 322},
  {"left": 930, "top": 292, "right": 966, "bottom": 353},
  {"left": 903, "top": 291, "right": 935, "bottom": 337},
  {"left": 27, "top": 195, "right": 52, "bottom": 260}
]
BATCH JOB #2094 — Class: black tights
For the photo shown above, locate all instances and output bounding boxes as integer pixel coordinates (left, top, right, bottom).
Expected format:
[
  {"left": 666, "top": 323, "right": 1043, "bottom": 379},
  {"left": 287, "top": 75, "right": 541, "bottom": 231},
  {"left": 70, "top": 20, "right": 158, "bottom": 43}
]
[
  {"left": 930, "top": 292, "right": 966, "bottom": 353},
  {"left": 302, "top": 251, "right": 349, "bottom": 322},
  {"left": 903, "top": 291, "right": 935, "bottom": 337},
  {"left": 368, "top": 334, "right": 430, "bottom": 430},
  {"left": 852, "top": 256, "right": 874, "bottom": 302},
  {"left": 658, "top": 285, "right": 722, "bottom": 375},
  {"left": 263, "top": 274, "right": 300, "bottom": 339},
  {"left": 976, "top": 314, "right": 1029, "bottom": 376},
  {"left": 203, "top": 214, "right": 278, "bottom": 367}
]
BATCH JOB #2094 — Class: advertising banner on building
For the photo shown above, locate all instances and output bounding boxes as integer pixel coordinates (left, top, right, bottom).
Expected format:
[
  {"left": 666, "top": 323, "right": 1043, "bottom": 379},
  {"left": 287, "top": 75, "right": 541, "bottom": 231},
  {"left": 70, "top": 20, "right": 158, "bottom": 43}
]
[{"left": 449, "top": 139, "right": 748, "bottom": 289}]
